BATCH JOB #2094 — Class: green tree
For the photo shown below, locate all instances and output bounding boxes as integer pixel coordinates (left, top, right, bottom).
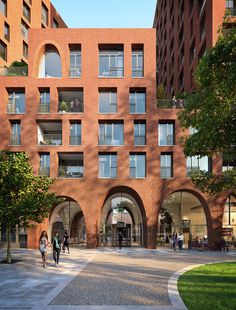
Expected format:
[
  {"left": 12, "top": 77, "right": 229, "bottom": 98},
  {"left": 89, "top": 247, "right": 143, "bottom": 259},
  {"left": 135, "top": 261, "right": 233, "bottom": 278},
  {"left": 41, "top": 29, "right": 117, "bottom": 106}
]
[
  {"left": 0, "top": 151, "right": 60, "bottom": 263},
  {"left": 178, "top": 27, "right": 236, "bottom": 195}
]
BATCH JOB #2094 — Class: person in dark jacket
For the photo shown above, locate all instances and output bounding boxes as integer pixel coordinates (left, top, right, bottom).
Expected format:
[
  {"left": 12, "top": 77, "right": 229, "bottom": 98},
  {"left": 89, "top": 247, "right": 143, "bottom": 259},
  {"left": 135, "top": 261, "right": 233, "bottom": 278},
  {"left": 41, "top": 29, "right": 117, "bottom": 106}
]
[
  {"left": 63, "top": 231, "right": 70, "bottom": 254},
  {"left": 52, "top": 232, "right": 61, "bottom": 267}
]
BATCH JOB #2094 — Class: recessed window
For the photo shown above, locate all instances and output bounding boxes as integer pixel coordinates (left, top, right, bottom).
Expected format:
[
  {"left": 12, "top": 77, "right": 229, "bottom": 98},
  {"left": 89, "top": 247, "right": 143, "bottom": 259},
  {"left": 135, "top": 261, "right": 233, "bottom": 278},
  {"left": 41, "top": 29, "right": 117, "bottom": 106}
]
[
  {"left": 132, "top": 44, "right": 144, "bottom": 77},
  {"left": 10, "top": 121, "right": 21, "bottom": 146},
  {"left": 39, "top": 153, "right": 50, "bottom": 176},
  {"left": 58, "top": 153, "right": 84, "bottom": 178},
  {"left": 53, "top": 18, "right": 59, "bottom": 28},
  {"left": 39, "top": 89, "right": 50, "bottom": 113},
  {"left": 7, "top": 89, "right": 25, "bottom": 114},
  {"left": 129, "top": 153, "right": 146, "bottom": 178},
  {"left": 37, "top": 121, "right": 62, "bottom": 146},
  {"left": 41, "top": 2, "right": 48, "bottom": 26},
  {"left": 23, "top": 42, "right": 28, "bottom": 59},
  {"left": 0, "top": 0, "right": 7, "bottom": 17},
  {"left": 158, "top": 121, "right": 175, "bottom": 146},
  {"left": 4, "top": 22, "right": 10, "bottom": 41},
  {"left": 186, "top": 156, "right": 211, "bottom": 176},
  {"left": 99, "top": 44, "right": 124, "bottom": 77},
  {"left": 99, "top": 122, "right": 124, "bottom": 146},
  {"left": 38, "top": 44, "right": 62, "bottom": 77},
  {"left": 99, "top": 153, "right": 117, "bottom": 178},
  {"left": 69, "top": 44, "right": 81, "bottom": 77},
  {"left": 99, "top": 89, "right": 117, "bottom": 113},
  {"left": 160, "top": 153, "right": 173, "bottom": 179},
  {"left": 134, "top": 121, "right": 146, "bottom": 146},
  {"left": 129, "top": 89, "right": 146, "bottom": 114},
  {"left": 58, "top": 88, "right": 84, "bottom": 113},
  {"left": 23, "top": 1, "right": 31, "bottom": 22},
  {"left": 70, "top": 122, "right": 81, "bottom": 145},
  {"left": 21, "top": 20, "right": 29, "bottom": 40},
  {"left": 0, "top": 40, "right": 7, "bottom": 61}
]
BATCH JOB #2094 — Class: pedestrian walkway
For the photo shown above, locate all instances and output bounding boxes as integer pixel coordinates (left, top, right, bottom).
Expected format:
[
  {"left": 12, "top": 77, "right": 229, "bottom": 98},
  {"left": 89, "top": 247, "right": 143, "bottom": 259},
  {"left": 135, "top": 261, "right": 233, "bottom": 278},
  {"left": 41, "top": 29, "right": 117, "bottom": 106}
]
[{"left": 0, "top": 247, "right": 235, "bottom": 310}]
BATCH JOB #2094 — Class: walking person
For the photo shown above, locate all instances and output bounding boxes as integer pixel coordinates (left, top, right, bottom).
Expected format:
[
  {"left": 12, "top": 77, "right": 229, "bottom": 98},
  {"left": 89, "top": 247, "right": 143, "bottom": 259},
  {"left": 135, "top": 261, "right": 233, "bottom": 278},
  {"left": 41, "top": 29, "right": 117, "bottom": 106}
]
[
  {"left": 63, "top": 231, "right": 70, "bottom": 254},
  {"left": 52, "top": 232, "right": 61, "bottom": 267},
  {"left": 172, "top": 232, "right": 177, "bottom": 252},
  {"left": 118, "top": 231, "right": 123, "bottom": 250},
  {"left": 177, "top": 232, "right": 184, "bottom": 251},
  {"left": 39, "top": 231, "right": 49, "bottom": 268}
]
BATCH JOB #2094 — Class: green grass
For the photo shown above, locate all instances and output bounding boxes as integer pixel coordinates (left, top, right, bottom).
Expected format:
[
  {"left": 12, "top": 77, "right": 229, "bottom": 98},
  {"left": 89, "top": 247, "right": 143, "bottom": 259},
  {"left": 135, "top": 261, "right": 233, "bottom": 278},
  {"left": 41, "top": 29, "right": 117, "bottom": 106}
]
[{"left": 178, "top": 262, "right": 236, "bottom": 310}]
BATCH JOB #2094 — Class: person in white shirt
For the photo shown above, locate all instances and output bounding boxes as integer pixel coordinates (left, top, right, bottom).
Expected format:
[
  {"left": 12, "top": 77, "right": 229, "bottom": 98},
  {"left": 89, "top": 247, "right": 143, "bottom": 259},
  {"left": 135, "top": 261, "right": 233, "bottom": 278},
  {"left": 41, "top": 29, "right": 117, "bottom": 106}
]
[{"left": 177, "top": 232, "right": 184, "bottom": 251}]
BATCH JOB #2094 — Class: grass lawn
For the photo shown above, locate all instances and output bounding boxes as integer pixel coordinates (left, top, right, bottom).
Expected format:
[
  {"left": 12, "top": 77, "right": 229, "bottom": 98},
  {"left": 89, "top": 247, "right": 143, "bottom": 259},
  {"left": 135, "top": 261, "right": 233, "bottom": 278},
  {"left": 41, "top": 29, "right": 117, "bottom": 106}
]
[{"left": 178, "top": 262, "right": 236, "bottom": 310}]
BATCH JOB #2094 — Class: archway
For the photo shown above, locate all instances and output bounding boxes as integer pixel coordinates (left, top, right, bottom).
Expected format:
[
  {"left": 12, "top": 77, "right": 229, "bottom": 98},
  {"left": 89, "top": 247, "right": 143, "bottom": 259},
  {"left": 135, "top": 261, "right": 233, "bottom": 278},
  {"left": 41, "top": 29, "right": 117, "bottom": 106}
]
[
  {"left": 38, "top": 44, "right": 62, "bottom": 77},
  {"left": 49, "top": 199, "right": 86, "bottom": 247},
  {"left": 158, "top": 191, "right": 208, "bottom": 248},
  {"left": 222, "top": 194, "right": 236, "bottom": 240},
  {"left": 100, "top": 191, "right": 146, "bottom": 247}
]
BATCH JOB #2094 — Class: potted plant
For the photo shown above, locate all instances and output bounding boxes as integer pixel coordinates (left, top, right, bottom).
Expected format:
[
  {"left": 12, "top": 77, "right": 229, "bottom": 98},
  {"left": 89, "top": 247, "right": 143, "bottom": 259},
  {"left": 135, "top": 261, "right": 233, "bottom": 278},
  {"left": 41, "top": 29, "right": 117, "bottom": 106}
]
[{"left": 59, "top": 101, "right": 68, "bottom": 113}]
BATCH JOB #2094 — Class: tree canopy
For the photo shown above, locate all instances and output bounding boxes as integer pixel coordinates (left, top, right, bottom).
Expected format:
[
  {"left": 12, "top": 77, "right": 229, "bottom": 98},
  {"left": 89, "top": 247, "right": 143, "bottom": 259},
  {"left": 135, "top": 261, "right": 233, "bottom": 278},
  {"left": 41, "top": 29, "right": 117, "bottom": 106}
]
[{"left": 178, "top": 27, "right": 236, "bottom": 195}]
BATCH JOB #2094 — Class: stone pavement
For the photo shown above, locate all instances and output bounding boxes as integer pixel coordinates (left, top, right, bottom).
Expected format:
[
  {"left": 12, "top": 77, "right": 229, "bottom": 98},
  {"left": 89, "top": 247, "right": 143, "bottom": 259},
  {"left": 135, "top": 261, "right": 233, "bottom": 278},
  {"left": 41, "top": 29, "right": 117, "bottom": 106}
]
[{"left": 0, "top": 247, "right": 235, "bottom": 310}]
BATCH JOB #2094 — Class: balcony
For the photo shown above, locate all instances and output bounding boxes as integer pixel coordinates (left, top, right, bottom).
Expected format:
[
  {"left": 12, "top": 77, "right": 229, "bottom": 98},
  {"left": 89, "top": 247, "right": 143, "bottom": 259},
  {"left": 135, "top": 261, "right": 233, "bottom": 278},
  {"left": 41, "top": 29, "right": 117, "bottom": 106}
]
[
  {"left": 0, "top": 66, "right": 28, "bottom": 76},
  {"left": 38, "top": 134, "right": 62, "bottom": 146},
  {"left": 9, "top": 134, "right": 21, "bottom": 145},
  {"left": 58, "top": 89, "right": 84, "bottom": 113},
  {"left": 38, "top": 103, "right": 50, "bottom": 113},
  {"left": 58, "top": 153, "right": 83, "bottom": 178},
  {"left": 58, "top": 166, "right": 83, "bottom": 178},
  {"left": 38, "top": 166, "right": 50, "bottom": 177},
  {"left": 37, "top": 121, "right": 62, "bottom": 146},
  {"left": 156, "top": 99, "right": 185, "bottom": 109}
]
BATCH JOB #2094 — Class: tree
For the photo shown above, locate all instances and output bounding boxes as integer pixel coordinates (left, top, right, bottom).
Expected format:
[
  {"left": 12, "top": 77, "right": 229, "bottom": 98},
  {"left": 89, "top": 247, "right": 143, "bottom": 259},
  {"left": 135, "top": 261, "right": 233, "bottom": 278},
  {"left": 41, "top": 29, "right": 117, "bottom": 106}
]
[
  {"left": 178, "top": 27, "right": 236, "bottom": 195},
  {"left": 0, "top": 151, "right": 60, "bottom": 263}
]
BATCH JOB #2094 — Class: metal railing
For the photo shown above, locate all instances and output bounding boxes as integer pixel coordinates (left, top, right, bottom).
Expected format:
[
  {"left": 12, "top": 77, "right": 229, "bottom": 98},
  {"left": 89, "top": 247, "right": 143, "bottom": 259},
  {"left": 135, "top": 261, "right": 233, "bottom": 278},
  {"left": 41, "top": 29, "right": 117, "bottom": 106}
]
[
  {"left": 160, "top": 167, "right": 172, "bottom": 179},
  {"left": 38, "top": 167, "right": 50, "bottom": 177},
  {"left": 134, "top": 136, "right": 146, "bottom": 146},
  {"left": 58, "top": 166, "right": 83, "bottom": 178},
  {"left": 99, "top": 66, "right": 124, "bottom": 77},
  {"left": 69, "top": 67, "right": 81, "bottom": 78},
  {"left": 99, "top": 138, "right": 123, "bottom": 146},
  {"left": 38, "top": 134, "right": 62, "bottom": 146},
  {"left": 38, "top": 103, "right": 50, "bottom": 113},
  {"left": 69, "top": 136, "right": 81, "bottom": 145},
  {"left": 132, "top": 67, "right": 144, "bottom": 78},
  {"left": 0, "top": 66, "right": 28, "bottom": 76},
  {"left": 58, "top": 100, "right": 84, "bottom": 113},
  {"left": 156, "top": 99, "right": 185, "bottom": 109},
  {"left": 7, "top": 103, "right": 25, "bottom": 114},
  {"left": 9, "top": 134, "right": 21, "bottom": 145}
]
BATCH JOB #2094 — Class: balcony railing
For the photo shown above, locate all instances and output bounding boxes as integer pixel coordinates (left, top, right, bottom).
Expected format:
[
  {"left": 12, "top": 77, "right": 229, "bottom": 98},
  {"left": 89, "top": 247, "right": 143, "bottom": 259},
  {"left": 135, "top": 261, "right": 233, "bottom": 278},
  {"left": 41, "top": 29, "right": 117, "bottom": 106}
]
[
  {"left": 58, "top": 101, "right": 84, "bottom": 113},
  {"left": 9, "top": 134, "right": 21, "bottom": 145},
  {"left": 99, "top": 138, "right": 123, "bottom": 146},
  {"left": 226, "top": 7, "right": 236, "bottom": 16},
  {"left": 38, "top": 103, "right": 50, "bottom": 113},
  {"left": 161, "top": 167, "right": 172, "bottom": 179},
  {"left": 99, "top": 67, "right": 124, "bottom": 78},
  {"left": 38, "top": 134, "right": 62, "bottom": 146},
  {"left": 70, "top": 136, "right": 81, "bottom": 145},
  {"left": 156, "top": 99, "right": 185, "bottom": 109},
  {"left": 7, "top": 103, "right": 25, "bottom": 114},
  {"left": 0, "top": 66, "right": 28, "bottom": 76},
  {"left": 132, "top": 67, "right": 144, "bottom": 77},
  {"left": 38, "top": 166, "right": 50, "bottom": 177},
  {"left": 58, "top": 166, "right": 83, "bottom": 178},
  {"left": 69, "top": 67, "right": 81, "bottom": 78},
  {"left": 134, "top": 136, "right": 146, "bottom": 146}
]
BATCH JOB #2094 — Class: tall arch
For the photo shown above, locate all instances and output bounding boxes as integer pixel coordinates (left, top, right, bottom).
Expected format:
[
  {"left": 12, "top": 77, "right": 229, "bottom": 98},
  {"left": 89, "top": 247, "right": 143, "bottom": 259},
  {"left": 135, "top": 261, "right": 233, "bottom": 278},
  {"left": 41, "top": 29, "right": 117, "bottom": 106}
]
[{"left": 37, "top": 43, "right": 62, "bottom": 77}]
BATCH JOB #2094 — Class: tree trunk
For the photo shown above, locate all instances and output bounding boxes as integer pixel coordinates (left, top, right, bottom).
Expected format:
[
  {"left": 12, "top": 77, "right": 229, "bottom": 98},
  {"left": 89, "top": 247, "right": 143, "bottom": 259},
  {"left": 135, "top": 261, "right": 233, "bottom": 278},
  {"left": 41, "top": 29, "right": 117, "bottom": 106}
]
[{"left": 6, "top": 226, "right": 12, "bottom": 263}]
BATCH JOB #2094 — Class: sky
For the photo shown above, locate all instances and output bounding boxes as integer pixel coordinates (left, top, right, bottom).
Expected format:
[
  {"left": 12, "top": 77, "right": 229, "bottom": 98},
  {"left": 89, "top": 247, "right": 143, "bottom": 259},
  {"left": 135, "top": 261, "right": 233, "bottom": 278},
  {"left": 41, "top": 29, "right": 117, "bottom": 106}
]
[{"left": 50, "top": 0, "right": 157, "bottom": 28}]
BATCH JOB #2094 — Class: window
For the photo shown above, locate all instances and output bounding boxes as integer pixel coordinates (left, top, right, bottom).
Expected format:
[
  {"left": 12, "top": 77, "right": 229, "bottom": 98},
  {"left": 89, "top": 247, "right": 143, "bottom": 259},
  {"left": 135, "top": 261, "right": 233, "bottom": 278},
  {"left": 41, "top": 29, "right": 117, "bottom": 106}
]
[
  {"left": 160, "top": 153, "right": 173, "bottom": 179},
  {"left": 70, "top": 122, "right": 81, "bottom": 145},
  {"left": 69, "top": 45, "right": 81, "bottom": 77},
  {"left": 0, "top": 40, "right": 7, "bottom": 61},
  {"left": 10, "top": 121, "right": 21, "bottom": 145},
  {"left": 158, "top": 122, "right": 174, "bottom": 146},
  {"left": 99, "top": 154, "right": 117, "bottom": 178},
  {"left": 23, "top": 42, "right": 28, "bottom": 59},
  {"left": 134, "top": 122, "right": 146, "bottom": 145},
  {"left": 129, "top": 90, "right": 146, "bottom": 113},
  {"left": 0, "top": 0, "right": 7, "bottom": 17},
  {"left": 39, "top": 89, "right": 50, "bottom": 113},
  {"left": 4, "top": 22, "right": 10, "bottom": 41},
  {"left": 41, "top": 2, "right": 48, "bottom": 26},
  {"left": 129, "top": 153, "right": 146, "bottom": 178},
  {"left": 39, "top": 153, "right": 50, "bottom": 176},
  {"left": 7, "top": 90, "right": 25, "bottom": 113},
  {"left": 99, "top": 122, "right": 124, "bottom": 145},
  {"left": 23, "top": 1, "right": 31, "bottom": 22},
  {"left": 53, "top": 18, "right": 59, "bottom": 28},
  {"left": 132, "top": 45, "right": 144, "bottom": 77},
  {"left": 38, "top": 44, "right": 62, "bottom": 77},
  {"left": 58, "top": 153, "right": 83, "bottom": 178},
  {"left": 186, "top": 156, "right": 210, "bottom": 175},
  {"left": 21, "top": 20, "right": 29, "bottom": 40},
  {"left": 99, "top": 89, "right": 117, "bottom": 113},
  {"left": 99, "top": 45, "right": 124, "bottom": 77}
]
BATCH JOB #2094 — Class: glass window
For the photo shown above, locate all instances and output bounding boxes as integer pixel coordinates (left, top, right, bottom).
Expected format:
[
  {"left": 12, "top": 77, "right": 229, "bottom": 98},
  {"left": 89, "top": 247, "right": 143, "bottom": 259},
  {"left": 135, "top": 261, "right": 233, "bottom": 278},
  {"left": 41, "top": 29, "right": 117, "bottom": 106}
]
[
  {"left": 69, "top": 49, "right": 81, "bottom": 77},
  {"left": 132, "top": 50, "right": 144, "bottom": 77},
  {"left": 39, "top": 90, "right": 50, "bottom": 113},
  {"left": 99, "top": 154, "right": 117, "bottom": 178},
  {"left": 4, "top": 22, "right": 10, "bottom": 41},
  {"left": 39, "top": 46, "right": 62, "bottom": 77},
  {"left": 158, "top": 122, "right": 174, "bottom": 146},
  {"left": 39, "top": 153, "right": 50, "bottom": 176},
  {"left": 129, "top": 154, "right": 146, "bottom": 178},
  {"left": 21, "top": 20, "right": 28, "bottom": 40},
  {"left": 41, "top": 3, "right": 48, "bottom": 25},
  {"left": 53, "top": 18, "right": 59, "bottom": 28},
  {"left": 0, "top": 0, "right": 7, "bottom": 17},
  {"left": 70, "top": 122, "right": 81, "bottom": 145},
  {"left": 99, "top": 123, "right": 124, "bottom": 145},
  {"left": 134, "top": 122, "right": 146, "bottom": 145},
  {"left": 23, "top": 2, "right": 31, "bottom": 22},
  {"left": 186, "top": 156, "right": 210, "bottom": 175},
  {"left": 0, "top": 40, "right": 7, "bottom": 61},
  {"left": 8, "top": 90, "right": 25, "bottom": 113},
  {"left": 99, "top": 91, "right": 117, "bottom": 113},
  {"left": 99, "top": 50, "right": 124, "bottom": 77},
  {"left": 129, "top": 91, "right": 146, "bottom": 113},
  {"left": 23, "top": 42, "right": 28, "bottom": 59},
  {"left": 160, "top": 153, "right": 173, "bottom": 179},
  {"left": 10, "top": 121, "right": 21, "bottom": 145}
]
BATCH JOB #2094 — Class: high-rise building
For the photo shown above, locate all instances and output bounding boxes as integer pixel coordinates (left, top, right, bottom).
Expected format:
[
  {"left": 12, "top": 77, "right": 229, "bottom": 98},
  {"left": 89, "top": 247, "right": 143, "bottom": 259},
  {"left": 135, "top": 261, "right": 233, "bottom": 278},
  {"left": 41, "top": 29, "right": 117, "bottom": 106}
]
[
  {"left": 0, "top": 0, "right": 67, "bottom": 67},
  {"left": 153, "top": 0, "right": 236, "bottom": 96}
]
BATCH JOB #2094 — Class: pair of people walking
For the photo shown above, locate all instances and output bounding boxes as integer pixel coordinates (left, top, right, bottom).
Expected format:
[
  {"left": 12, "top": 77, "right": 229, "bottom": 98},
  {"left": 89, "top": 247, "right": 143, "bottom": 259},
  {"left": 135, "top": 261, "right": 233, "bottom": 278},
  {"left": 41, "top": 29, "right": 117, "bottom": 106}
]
[
  {"left": 39, "top": 231, "right": 70, "bottom": 268},
  {"left": 172, "top": 232, "right": 184, "bottom": 251}
]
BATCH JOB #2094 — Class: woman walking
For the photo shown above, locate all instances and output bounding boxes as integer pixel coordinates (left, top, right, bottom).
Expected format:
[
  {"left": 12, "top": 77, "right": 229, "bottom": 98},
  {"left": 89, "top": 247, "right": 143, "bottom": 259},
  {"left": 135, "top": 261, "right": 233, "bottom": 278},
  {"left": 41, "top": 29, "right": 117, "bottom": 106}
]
[
  {"left": 52, "top": 232, "right": 61, "bottom": 267},
  {"left": 39, "top": 231, "right": 49, "bottom": 268},
  {"left": 63, "top": 231, "right": 70, "bottom": 254}
]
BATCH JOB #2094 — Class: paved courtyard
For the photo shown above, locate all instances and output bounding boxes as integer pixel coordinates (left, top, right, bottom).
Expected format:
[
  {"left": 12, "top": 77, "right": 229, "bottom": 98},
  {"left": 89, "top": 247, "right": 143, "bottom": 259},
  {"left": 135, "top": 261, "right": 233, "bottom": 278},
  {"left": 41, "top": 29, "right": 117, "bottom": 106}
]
[{"left": 0, "top": 247, "right": 235, "bottom": 310}]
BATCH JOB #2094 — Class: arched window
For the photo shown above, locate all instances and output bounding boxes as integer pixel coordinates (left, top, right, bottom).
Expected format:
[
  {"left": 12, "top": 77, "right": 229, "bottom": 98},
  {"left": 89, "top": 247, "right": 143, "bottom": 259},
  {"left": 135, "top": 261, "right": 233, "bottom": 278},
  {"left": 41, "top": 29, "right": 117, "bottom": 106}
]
[{"left": 38, "top": 44, "right": 62, "bottom": 77}]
